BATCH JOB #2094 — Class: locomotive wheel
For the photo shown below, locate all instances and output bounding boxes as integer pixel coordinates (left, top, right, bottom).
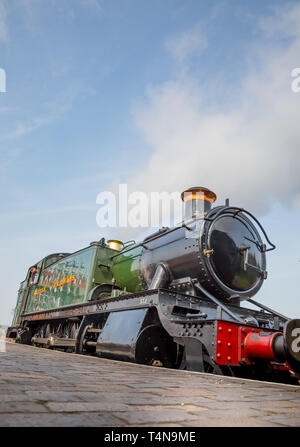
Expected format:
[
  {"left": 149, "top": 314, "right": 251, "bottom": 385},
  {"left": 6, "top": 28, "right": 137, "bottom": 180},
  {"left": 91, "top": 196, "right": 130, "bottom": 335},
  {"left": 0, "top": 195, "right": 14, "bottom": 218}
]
[
  {"left": 135, "top": 324, "right": 177, "bottom": 368},
  {"left": 202, "top": 354, "right": 223, "bottom": 374},
  {"left": 90, "top": 284, "right": 122, "bottom": 301},
  {"left": 77, "top": 324, "right": 97, "bottom": 355},
  {"left": 45, "top": 323, "right": 51, "bottom": 338},
  {"left": 179, "top": 342, "right": 234, "bottom": 376},
  {"left": 203, "top": 354, "right": 234, "bottom": 376},
  {"left": 70, "top": 322, "right": 78, "bottom": 339}
]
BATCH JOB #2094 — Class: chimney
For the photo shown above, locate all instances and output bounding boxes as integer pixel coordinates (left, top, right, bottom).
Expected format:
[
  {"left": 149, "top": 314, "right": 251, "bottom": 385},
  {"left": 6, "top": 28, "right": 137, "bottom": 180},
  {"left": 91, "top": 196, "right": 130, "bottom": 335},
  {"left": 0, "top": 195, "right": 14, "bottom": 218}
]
[{"left": 181, "top": 187, "right": 217, "bottom": 220}]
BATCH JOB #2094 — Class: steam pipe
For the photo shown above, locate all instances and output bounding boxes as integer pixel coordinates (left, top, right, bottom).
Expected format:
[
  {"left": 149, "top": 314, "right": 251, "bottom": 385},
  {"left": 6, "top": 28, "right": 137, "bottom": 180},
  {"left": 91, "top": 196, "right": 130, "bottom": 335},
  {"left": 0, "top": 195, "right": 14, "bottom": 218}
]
[
  {"left": 194, "top": 283, "right": 244, "bottom": 323},
  {"left": 148, "top": 263, "right": 171, "bottom": 290}
]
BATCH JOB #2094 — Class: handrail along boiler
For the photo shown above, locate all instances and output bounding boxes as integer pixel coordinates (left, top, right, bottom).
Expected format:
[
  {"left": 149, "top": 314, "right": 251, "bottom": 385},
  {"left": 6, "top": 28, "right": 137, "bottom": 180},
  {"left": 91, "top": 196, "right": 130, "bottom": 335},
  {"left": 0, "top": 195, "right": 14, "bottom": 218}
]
[{"left": 7, "top": 187, "right": 300, "bottom": 383}]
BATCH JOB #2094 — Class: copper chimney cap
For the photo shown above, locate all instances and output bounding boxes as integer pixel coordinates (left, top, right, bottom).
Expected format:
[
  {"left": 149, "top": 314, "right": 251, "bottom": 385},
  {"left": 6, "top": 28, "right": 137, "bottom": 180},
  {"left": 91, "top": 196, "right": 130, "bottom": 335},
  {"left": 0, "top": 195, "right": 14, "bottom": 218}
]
[{"left": 181, "top": 187, "right": 217, "bottom": 203}]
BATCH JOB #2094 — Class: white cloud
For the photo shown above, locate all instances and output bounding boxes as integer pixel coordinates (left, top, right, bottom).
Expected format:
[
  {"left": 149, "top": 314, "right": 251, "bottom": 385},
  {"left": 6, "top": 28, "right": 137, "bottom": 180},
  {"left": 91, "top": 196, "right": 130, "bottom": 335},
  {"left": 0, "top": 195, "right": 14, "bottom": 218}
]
[
  {"left": 1, "top": 118, "right": 47, "bottom": 140},
  {"left": 259, "top": 3, "right": 300, "bottom": 38},
  {"left": 126, "top": 4, "right": 300, "bottom": 226},
  {"left": 0, "top": 84, "right": 85, "bottom": 142},
  {"left": 165, "top": 23, "right": 207, "bottom": 64}
]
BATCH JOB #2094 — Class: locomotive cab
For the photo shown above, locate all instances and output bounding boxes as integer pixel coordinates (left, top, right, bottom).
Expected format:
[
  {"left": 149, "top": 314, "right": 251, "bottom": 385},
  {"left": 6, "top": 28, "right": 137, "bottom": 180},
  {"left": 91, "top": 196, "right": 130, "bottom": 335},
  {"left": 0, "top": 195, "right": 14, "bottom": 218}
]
[{"left": 7, "top": 253, "right": 70, "bottom": 336}]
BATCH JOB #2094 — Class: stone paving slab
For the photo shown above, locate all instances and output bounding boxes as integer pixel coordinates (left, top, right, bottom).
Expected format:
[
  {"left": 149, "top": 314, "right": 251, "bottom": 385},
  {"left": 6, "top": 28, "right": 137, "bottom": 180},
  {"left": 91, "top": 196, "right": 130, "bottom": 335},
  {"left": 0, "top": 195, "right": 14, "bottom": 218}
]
[{"left": 0, "top": 341, "right": 299, "bottom": 427}]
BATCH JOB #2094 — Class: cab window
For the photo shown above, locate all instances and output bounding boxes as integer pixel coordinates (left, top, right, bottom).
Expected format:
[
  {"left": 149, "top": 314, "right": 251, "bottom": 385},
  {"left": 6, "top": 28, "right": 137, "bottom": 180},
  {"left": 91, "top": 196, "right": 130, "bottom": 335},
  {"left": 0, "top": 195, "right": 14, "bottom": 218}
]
[{"left": 28, "top": 261, "right": 42, "bottom": 286}]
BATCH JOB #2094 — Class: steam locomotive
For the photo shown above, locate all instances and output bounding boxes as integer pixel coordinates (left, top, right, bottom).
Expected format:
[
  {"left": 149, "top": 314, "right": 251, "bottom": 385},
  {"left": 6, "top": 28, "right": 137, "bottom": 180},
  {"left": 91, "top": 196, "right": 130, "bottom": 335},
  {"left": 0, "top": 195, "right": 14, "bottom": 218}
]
[{"left": 7, "top": 187, "right": 300, "bottom": 384}]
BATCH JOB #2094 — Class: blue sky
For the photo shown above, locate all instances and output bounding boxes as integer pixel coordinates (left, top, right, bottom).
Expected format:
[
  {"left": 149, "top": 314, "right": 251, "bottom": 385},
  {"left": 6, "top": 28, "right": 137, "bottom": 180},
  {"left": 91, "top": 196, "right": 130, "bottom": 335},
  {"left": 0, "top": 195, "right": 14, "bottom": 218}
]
[{"left": 0, "top": 0, "right": 299, "bottom": 325}]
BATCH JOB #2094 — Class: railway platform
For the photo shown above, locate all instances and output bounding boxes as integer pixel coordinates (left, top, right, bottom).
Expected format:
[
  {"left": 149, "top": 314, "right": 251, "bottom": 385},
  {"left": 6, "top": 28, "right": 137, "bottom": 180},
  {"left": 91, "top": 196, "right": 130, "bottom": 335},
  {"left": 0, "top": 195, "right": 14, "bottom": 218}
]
[{"left": 0, "top": 341, "right": 299, "bottom": 427}]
